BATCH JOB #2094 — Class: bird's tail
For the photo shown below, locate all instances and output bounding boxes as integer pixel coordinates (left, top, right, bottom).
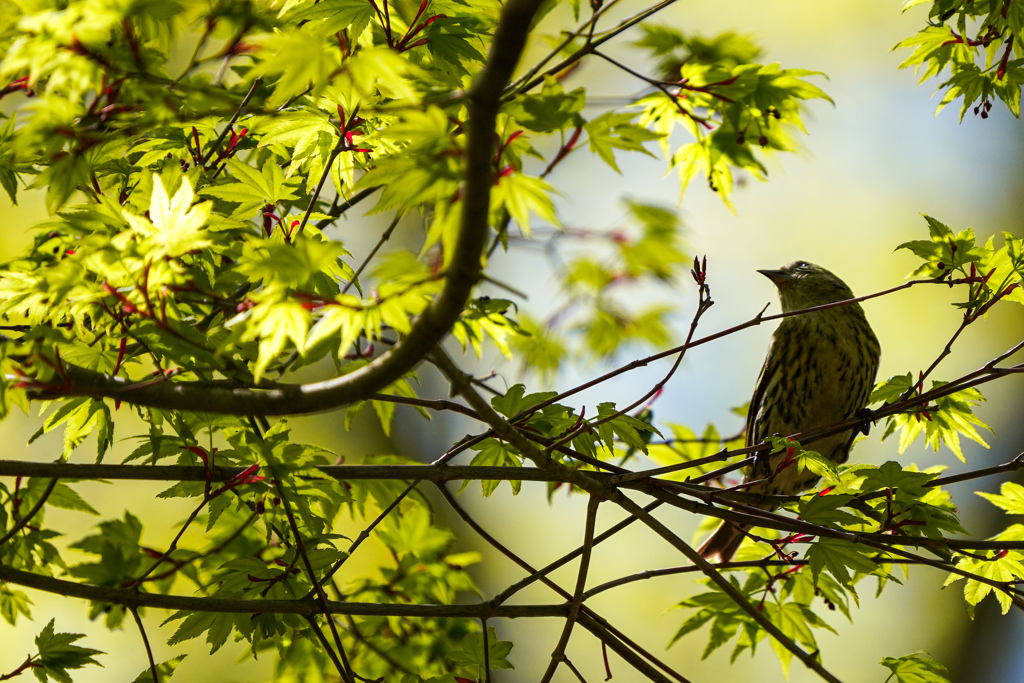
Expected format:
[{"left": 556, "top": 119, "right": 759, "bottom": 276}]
[{"left": 697, "top": 521, "right": 748, "bottom": 562}]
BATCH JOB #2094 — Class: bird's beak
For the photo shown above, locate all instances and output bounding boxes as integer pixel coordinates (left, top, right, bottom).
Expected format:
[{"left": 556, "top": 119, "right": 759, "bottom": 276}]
[{"left": 757, "top": 269, "right": 793, "bottom": 287}]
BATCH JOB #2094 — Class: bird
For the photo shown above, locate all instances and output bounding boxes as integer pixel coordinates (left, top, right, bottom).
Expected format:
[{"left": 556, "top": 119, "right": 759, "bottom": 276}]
[{"left": 698, "top": 261, "right": 881, "bottom": 561}]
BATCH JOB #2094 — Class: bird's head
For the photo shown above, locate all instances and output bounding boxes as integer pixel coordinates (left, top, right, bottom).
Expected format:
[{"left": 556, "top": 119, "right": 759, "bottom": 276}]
[{"left": 758, "top": 261, "right": 856, "bottom": 313}]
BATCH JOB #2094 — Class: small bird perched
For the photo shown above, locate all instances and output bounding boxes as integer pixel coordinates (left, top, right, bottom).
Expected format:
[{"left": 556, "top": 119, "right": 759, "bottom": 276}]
[{"left": 698, "top": 261, "right": 881, "bottom": 561}]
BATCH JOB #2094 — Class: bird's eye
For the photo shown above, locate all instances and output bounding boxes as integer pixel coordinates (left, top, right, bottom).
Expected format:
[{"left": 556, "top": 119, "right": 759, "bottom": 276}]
[{"left": 793, "top": 261, "right": 809, "bottom": 270}]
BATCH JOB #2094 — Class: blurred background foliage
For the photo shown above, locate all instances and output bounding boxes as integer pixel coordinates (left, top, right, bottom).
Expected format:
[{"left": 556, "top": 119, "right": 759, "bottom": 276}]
[{"left": 1, "top": 0, "right": 1023, "bottom": 681}]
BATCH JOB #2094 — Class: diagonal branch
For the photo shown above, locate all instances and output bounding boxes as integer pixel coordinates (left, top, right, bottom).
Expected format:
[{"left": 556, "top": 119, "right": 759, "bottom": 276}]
[
  {"left": 430, "top": 345, "right": 846, "bottom": 683},
  {"left": 0, "top": 477, "right": 58, "bottom": 548},
  {"left": 541, "top": 495, "right": 600, "bottom": 683},
  {"left": 437, "top": 484, "right": 686, "bottom": 682}
]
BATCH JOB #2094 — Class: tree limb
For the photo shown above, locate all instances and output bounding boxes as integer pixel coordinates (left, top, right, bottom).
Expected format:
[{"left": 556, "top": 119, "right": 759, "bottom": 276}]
[{"left": 26, "top": 0, "right": 547, "bottom": 416}]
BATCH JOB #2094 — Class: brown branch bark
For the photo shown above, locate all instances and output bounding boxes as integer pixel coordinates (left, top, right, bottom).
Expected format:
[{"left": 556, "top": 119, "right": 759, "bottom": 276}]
[
  {"left": 430, "top": 346, "right": 846, "bottom": 683},
  {"left": 0, "top": 563, "right": 565, "bottom": 618},
  {"left": 541, "top": 496, "right": 599, "bottom": 683},
  {"left": 9, "top": 459, "right": 1024, "bottom": 552},
  {"left": 437, "top": 485, "right": 688, "bottom": 682}
]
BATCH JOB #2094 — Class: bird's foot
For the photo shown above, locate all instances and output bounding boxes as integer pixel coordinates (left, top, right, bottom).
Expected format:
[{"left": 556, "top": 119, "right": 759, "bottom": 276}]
[{"left": 854, "top": 407, "right": 876, "bottom": 436}]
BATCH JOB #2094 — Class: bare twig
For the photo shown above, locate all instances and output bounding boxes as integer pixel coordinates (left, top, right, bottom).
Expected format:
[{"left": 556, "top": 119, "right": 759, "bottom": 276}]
[
  {"left": 130, "top": 608, "right": 160, "bottom": 683},
  {"left": 431, "top": 346, "right": 846, "bottom": 683},
  {"left": 341, "top": 215, "right": 402, "bottom": 295},
  {"left": 304, "top": 615, "right": 351, "bottom": 681},
  {"left": 200, "top": 79, "right": 260, "bottom": 167},
  {"left": 0, "top": 478, "right": 57, "bottom": 548},
  {"left": 507, "top": 0, "right": 688, "bottom": 97},
  {"left": 293, "top": 136, "right": 348, "bottom": 241},
  {"left": 270, "top": 467, "right": 356, "bottom": 683},
  {"left": 319, "top": 479, "right": 422, "bottom": 588},
  {"left": 437, "top": 485, "right": 687, "bottom": 682},
  {"left": 546, "top": 264, "right": 713, "bottom": 452},
  {"left": 541, "top": 495, "right": 600, "bottom": 683},
  {"left": 929, "top": 452, "right": 1024, "bottom": 487}
]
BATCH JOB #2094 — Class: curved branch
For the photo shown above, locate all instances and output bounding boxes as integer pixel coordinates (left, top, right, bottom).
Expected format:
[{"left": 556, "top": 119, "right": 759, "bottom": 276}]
[{"left": 27, "top": 0, "right": 547, "bottom": 416}]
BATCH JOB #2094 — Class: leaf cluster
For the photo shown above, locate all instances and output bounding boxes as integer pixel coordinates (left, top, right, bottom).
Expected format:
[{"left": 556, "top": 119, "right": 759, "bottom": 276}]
[{"left": 896, "top": 0, "right": 1024, "bottom": 118}]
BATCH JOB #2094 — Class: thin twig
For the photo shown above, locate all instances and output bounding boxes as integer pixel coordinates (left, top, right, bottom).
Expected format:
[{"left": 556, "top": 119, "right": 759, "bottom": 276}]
[
  {"left": 432, "top": 346, "right": 845, "bottom": 683},
  {"left": 0, "top": 478, "right": 58, "bottom": 548},
  {"left": 929, "top": 452, "right": 1024, "bottom": 487},
  {"left": 129, "top": 608, "right": 159, "bottom": 683},
  {"left": 482, "top": 618, "right": 492, "bottom": 683},
  {"left": 563, "top": 656, "right": 590, "bottom": 683},
  {"left": 546, "top": 270, "right": 713, "bottom": 452},
  {"left": 304, "top": 615, "right": 350, "bottom": 680},
  {"left": 541, "top": 495, "right": 600, "bottom": 683},
  {"left": 319, "top": 479, "right": 421, "bottom": 588},
  {"left": 508, "top": 277, "right": 943, "bottom": 426},
  {"left": 250, "top": 415, "right": 355, "bottom": 683},
  {"left": 341, "top": 215, "right": 402, "bottom": 295},
  {"left": 293, "top": 137, "right": 347, "bottom": 240},
  {"left": 437, "top": 484, "right": 687, "bottom": 682},
  {"left": 507, "top": 0, "right": 687, "bottom": 97},
  {"left": 315, "top": 186, "right": 382, "bottom": 229},
  {"left": 370, "top": 392, "right": 479, "bottom": 419},
  {"left": 343, "top": 614, "right": 415, "bottom": 675},
  {"left": 200, "top": 79, "right": 260, "bottom": 166},
  {"left": 130, "top": 491, "right": 219, "bottom": 586}
]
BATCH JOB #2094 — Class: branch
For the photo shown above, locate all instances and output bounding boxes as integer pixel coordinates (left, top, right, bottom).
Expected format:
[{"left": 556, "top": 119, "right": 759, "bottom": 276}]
[
  {"left": 430, "top": 346, "right": 846, "bottom": 683},
  {"left": 506, "top": 277, "right": 943, "bottom": 425},
  {"left": 0, "top": 563, "right": 565, "bottom": 618},
  {"left": 269, "top": 456, "right": 356, "bottom": 683},
  {"left": 0, "top": 478, "right": 57, "bottom": 548},
  {"left": 292, "top": 135, "right": 347, "bottom": 241},
  {"left": 341, "top": 215, "right": 401, "bottom": 295},
  {"left": 545, "top": 266, "right": 713, "bottom": 452},
  {"left": 541, "top": 496, "right": 599, "bottom": 683},
  {"left": 507, "top": 0, "right": 688, "bottom": 97},
  {"left": 13, "top": 455, "right": 1024, "bottom": 555},
  {"left": 199, "top": 78, "right": 260, "bottom": 167},
  {"left": 929, "top": 452, "right": 1024, "bottom": 487},
  {"left": 129, "top": 608, "right": 160, "bottom": 683},
  {"left": 0, "top": 461, "right": 567, "bottom": 483},
  {"left": 436, "top": 485, "right": 688, "bottom": 682},
  {"left": 28, "top": 0, "right": 548, "bottom": 416},
  {"left": 580, "top": 557, "right": 941, "bottom": 601}
]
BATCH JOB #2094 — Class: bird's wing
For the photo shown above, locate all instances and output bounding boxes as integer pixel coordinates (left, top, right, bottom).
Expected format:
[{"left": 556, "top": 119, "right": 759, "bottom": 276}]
[{"left": 745, "top": 341, "right": 778, "bottom": 449}]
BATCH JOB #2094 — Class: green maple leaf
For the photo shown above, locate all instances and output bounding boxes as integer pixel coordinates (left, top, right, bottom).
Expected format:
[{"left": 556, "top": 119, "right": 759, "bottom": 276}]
[
  {"left": 34, "top": 619, "right": 104, "bottom": 683},
  {"left": 122, "top": 175, "right": 212, "bottom": 258},
  {"left": 978, "top": 481, "right": 1024, "bottom": 515},
  {"left": 881, "top": 651, "right": 950, "bottom": 683},
  {"left": 806, "top": 538, "right": 881, "bottom": 586}
]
